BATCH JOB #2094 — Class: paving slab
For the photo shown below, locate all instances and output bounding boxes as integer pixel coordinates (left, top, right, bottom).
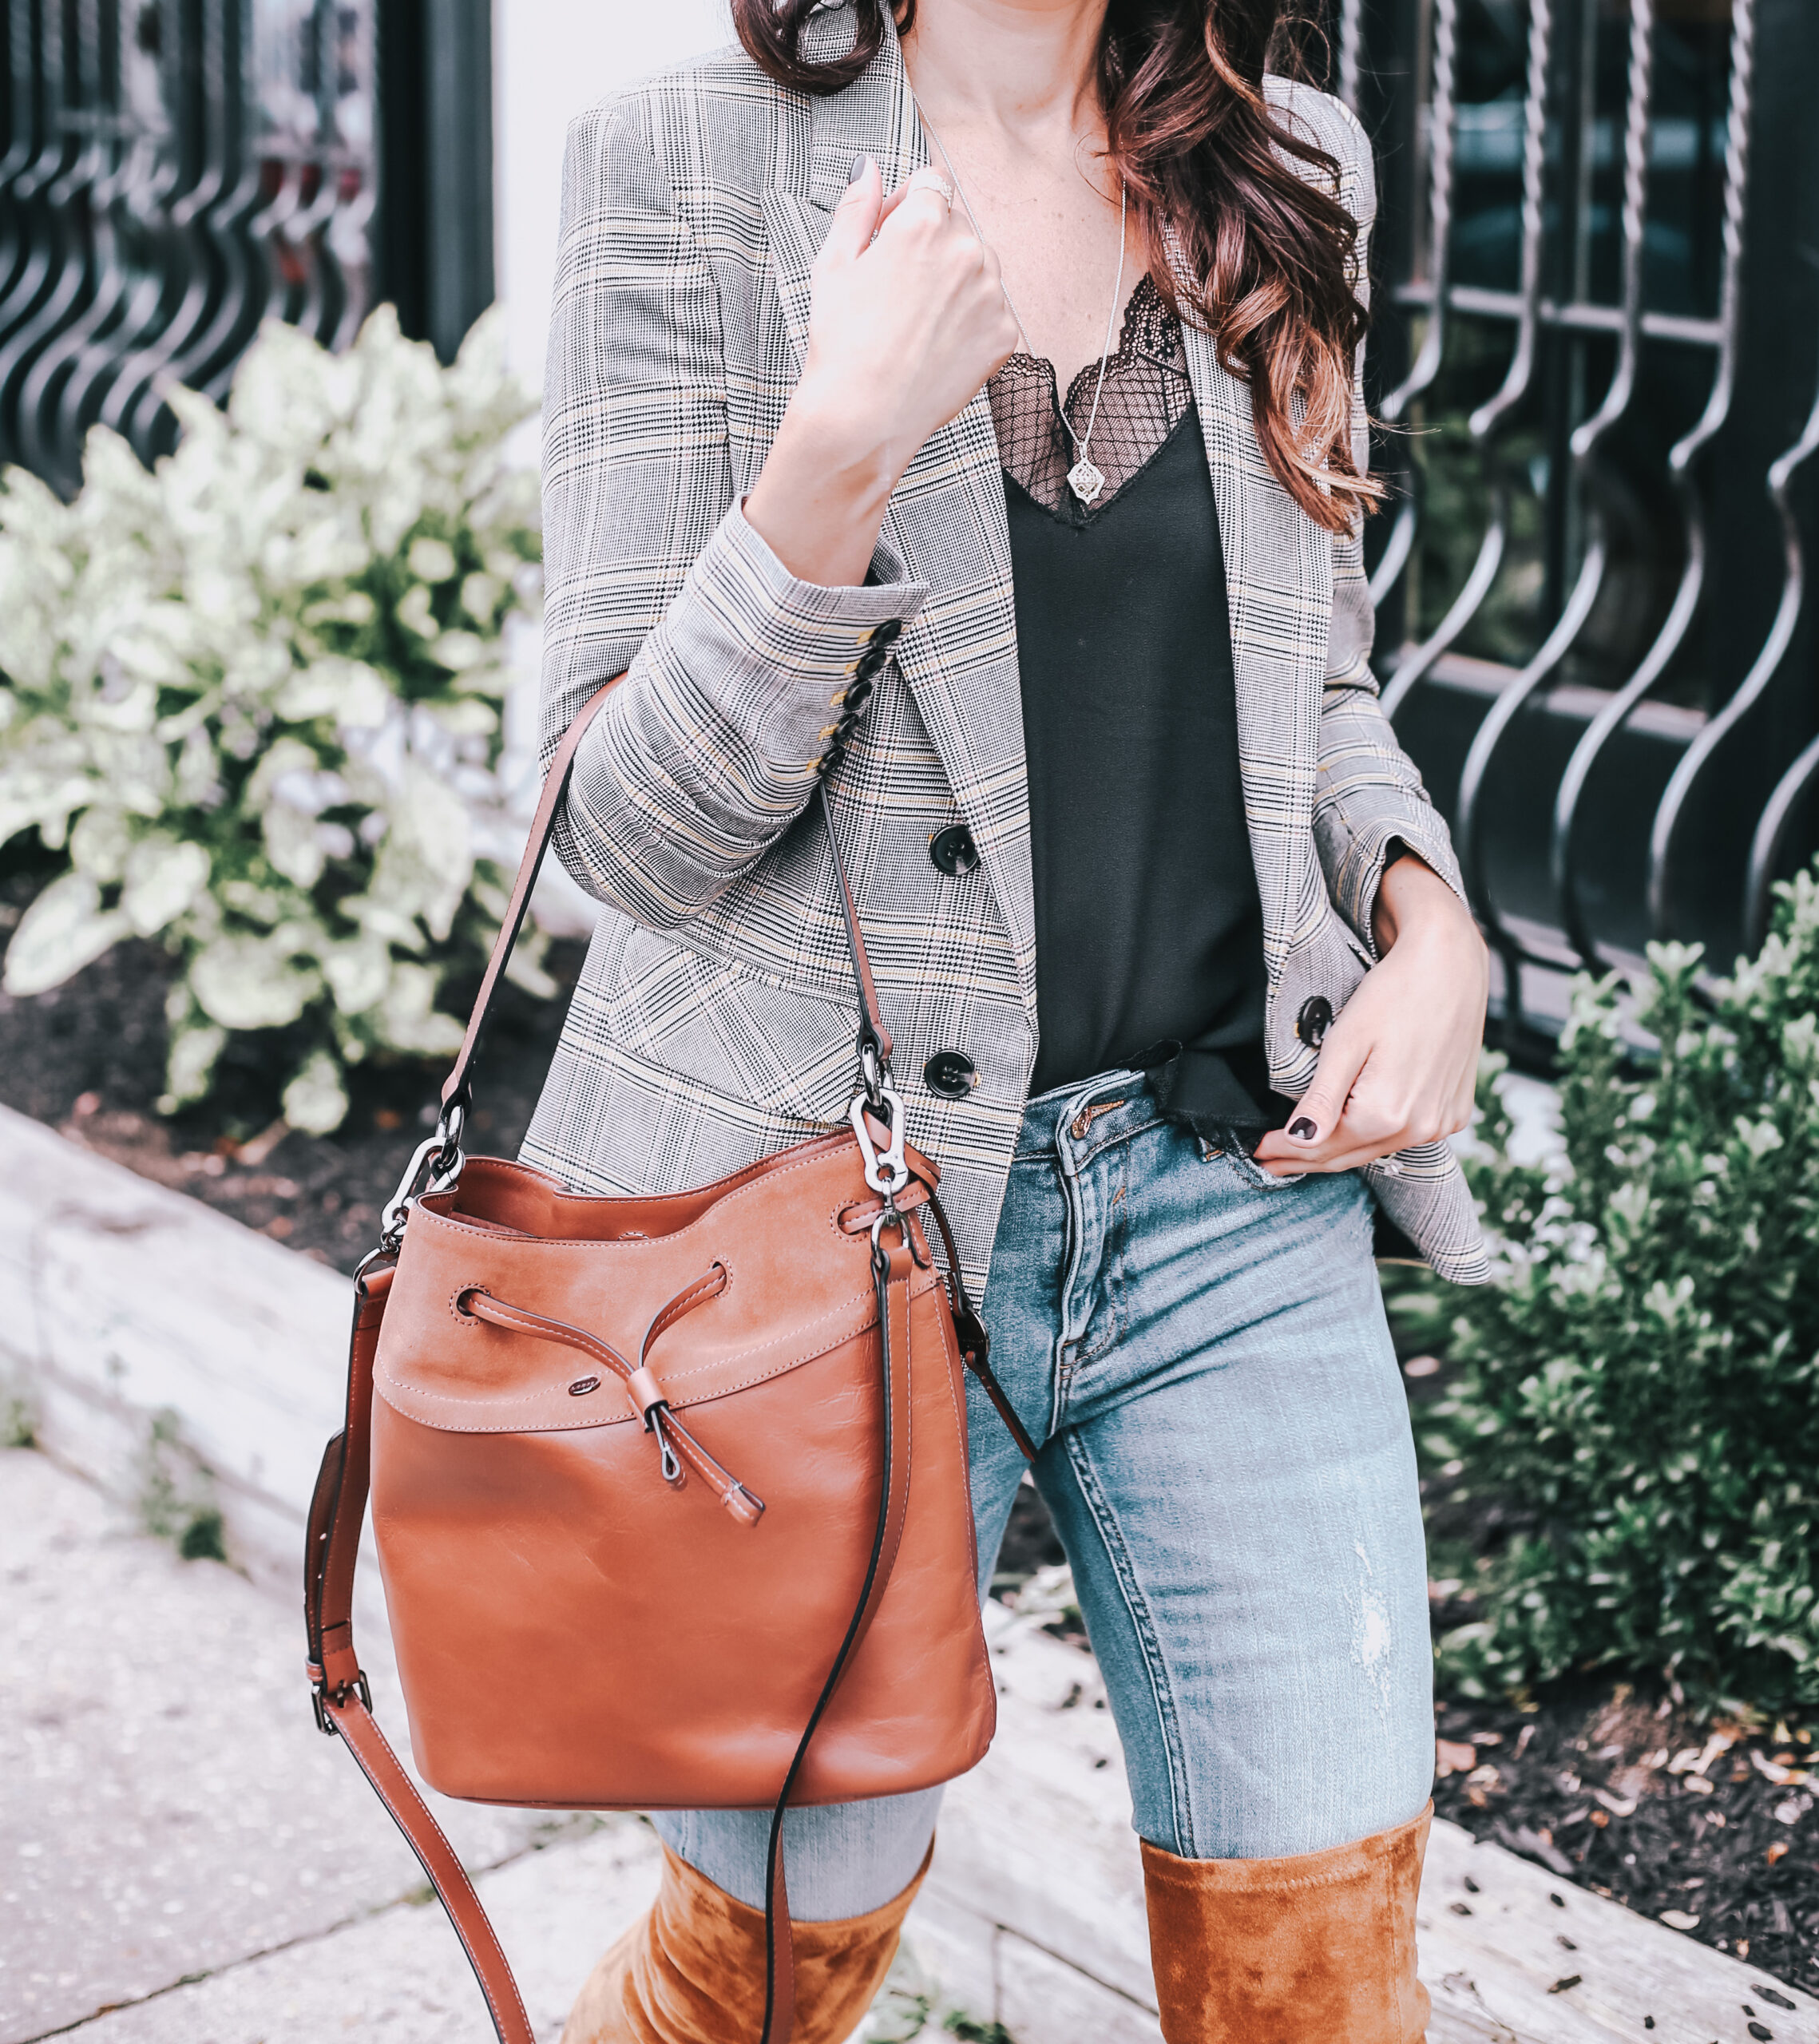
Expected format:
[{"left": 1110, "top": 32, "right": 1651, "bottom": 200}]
[
  {"left": 0, "top": 1451, "right": 569, "bottom": 2043},
  {"left": 61, "top": 1821, "right": 663, "bottom": 2044}
]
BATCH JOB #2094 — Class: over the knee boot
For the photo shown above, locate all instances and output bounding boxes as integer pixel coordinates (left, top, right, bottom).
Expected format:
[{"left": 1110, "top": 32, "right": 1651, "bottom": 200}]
[
  {"left": 1141, "top": 1801, "right": 1432, "bottom": 2043},
  {"left": 562, "top": 1836, "right": 933, "bottom": 2044}
]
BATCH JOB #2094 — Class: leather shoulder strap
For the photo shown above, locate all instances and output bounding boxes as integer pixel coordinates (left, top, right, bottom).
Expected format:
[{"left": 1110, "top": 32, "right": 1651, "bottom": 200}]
[{"left": 442, "top": 679, "right": 892, "bottom": 1115}]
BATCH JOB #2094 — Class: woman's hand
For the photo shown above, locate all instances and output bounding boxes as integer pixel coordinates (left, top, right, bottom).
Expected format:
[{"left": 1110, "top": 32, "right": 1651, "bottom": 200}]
[
  {"left": 1252, "top": 854, "right": 1488, "bottom": 1177},
  {"left": 744, "top": 156, "right": 1022, "bottom": 588}
]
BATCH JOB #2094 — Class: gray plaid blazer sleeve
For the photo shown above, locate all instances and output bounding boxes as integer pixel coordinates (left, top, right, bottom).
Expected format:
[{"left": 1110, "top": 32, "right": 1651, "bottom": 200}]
[
  {"left": 1274, "top": 84, "right": 1468, "bottom": 952},
  {"left": 539, "top": 96, "right": 928, "bottom": 931}
]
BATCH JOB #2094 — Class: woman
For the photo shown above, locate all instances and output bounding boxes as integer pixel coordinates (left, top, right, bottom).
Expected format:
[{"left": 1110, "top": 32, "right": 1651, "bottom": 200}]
[{"left": 528, "top": 1, "right": 1490, "bottom": 2037}]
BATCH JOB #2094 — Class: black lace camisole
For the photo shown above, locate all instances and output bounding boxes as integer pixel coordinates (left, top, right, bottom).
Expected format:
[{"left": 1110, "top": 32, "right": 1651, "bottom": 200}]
[{"left": 989, "top": 273, "right": 1284, "bottom": 1138}]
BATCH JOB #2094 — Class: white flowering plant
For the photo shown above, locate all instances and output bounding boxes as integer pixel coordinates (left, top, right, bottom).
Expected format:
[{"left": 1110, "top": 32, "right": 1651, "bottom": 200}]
[{"left": 0, "top": 306, "right": 549, "bottom": 1135}]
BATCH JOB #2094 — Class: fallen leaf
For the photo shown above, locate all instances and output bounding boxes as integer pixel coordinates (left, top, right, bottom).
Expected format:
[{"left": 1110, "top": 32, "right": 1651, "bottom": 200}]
[
  {"left": 1752, "top": 1750, "right": 1810, "bottom": 1788},
  {"left": 1659, "top": 1909, "right": 1701, "bottom": 1931},
  {"left": 1766, "top": 1840, "right": 1790, "bottom": 1865},
  {"left": 1436, "top": 1739, "right": 1477, "bottom": 1777},
  {"left": 1595, "top": 1788, "right": 1637, "bottom": 1816}
]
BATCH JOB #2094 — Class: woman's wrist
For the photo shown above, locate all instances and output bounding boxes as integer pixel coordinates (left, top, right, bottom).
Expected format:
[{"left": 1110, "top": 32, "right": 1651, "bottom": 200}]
[
  {"left": 744, "top": 390, "right": 907, "bottom": 588},
  {"left": 1370, "top": 849, "right": 1481, "bottom": 960}
]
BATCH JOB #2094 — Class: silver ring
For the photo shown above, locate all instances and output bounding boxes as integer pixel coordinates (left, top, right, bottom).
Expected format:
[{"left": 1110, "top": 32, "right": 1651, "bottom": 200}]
[{"left": 917, "top": 172, "right": 955, "bottom": 214}]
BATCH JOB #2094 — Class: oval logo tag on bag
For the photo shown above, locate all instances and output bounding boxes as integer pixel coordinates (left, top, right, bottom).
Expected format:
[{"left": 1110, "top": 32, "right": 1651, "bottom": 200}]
[{"left": 569, "top": 1376, "right": 600, "bottom": 1396}]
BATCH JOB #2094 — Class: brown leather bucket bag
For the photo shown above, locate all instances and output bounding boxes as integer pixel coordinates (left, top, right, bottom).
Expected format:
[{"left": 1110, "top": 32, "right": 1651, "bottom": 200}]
[{"left": 303, "top": 679, "right": 1035, "bottom": 2044}]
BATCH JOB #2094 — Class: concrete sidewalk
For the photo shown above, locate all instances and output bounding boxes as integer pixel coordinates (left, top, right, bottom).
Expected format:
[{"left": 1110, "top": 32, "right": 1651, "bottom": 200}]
[
  {"left": 0, "top": 1448, "right": 622, "bottom": 2041},
  {"left": 11, "top": 1439, "right": 1819, "bottom": 2044},
  {"left": 0, "top": 1445, "right": 1007, "bottom": 2044}
]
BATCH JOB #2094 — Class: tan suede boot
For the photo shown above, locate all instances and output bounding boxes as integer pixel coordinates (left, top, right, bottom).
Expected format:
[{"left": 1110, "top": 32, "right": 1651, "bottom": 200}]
[
  {"left": 1141, "top": 1801, "right": 1432, "bottom": 2043},
  {"left": 561, "top": 1837, "right": 933, "bottom": 2044}
]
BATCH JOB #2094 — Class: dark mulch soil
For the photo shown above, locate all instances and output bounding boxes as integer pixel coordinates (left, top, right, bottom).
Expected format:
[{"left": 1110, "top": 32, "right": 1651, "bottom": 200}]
[
  {"left": 1429, "top": 1679, "right": 1817, "bottom": 1995},
  {"left": 0, "top": 867, "right": 586, "bottom": 1274},
  {"left": 4, "top": 855, "right": 1814, "bottom": 1994}
]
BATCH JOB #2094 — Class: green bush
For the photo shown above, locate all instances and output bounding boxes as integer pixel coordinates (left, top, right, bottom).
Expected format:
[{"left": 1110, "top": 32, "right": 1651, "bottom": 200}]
[
  {"left": 1422, "top": 873, "right": 1819, "bottom": 1713},
  {"left": 0, "top": 307, "right": 547, "bottom": 1133}
]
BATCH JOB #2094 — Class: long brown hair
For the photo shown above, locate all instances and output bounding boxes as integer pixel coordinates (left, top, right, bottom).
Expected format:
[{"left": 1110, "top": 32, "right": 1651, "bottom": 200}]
[{"left": 732, "top": 0, "right": 1379, "bottom": 536}]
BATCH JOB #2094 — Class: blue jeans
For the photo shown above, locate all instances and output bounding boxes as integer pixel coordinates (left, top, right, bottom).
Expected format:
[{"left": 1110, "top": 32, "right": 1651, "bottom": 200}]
[{"left": 654, "top": 1072, "right": 1435, "bottom": 1917}]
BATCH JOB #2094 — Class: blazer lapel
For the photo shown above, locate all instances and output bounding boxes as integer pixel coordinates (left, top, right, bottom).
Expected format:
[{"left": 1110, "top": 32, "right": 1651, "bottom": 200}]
[
  {"left": 760, "top": 18, "right": 1038, "bottom": 1025},
  {"left": 1174, "top": 247, "right": 1336, "bottom": 980}
]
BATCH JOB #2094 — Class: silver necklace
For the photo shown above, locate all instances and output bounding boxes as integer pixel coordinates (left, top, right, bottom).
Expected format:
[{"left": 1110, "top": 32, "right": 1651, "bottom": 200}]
[{"left": 918, "top": 114, "right": 1128, "bottom": 506}]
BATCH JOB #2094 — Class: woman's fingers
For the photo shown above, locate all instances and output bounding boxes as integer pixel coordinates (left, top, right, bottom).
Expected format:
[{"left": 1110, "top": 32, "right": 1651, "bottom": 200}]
[
  {"left": 819, "top": 154, "right": 886, "bottom": 266},
  {"left": 1283, "top": 1023, "right": 1370, "bottom": 1151}
]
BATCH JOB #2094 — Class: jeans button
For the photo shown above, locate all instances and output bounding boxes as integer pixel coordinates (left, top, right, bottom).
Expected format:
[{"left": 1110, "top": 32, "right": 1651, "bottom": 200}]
[
  {"left": 1296, "top": 995, "right": 1334, "bottom": 1048},
  {"left": 923, "top": 1050, "right": 978, "bottom": 1099},
  {"left": 929, "top": 825, "right": 980, "bottom": 877}
]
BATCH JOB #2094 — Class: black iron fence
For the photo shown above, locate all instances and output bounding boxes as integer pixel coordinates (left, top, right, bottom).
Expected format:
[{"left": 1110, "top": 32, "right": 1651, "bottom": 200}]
[
  {"left": 0, "top": 0, "right": 492, "bottom": 497},
  {"left": 1347, "top": 0, "right": 1819, "bottom": 1040}
]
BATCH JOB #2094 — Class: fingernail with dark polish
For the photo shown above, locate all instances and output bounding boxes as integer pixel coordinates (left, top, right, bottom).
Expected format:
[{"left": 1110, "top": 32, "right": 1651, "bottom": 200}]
[
  {"left": 848, "top": 153, "right": 869, "bottom": 185},
  {"left": 1289, "top": 1118, "right": 1319, "bottom": 1142}
]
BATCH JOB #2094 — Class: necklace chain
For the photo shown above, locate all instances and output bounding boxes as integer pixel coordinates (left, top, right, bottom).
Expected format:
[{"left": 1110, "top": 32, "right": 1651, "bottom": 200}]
[{"left": 917, "top": 110, "right": 1128, "bottom": 505}]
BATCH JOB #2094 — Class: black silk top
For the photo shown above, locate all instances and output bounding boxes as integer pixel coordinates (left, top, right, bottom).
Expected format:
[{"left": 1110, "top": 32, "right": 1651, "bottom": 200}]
[{"left": 989, "top": 275, "right": 1283, "bottom": 1135}]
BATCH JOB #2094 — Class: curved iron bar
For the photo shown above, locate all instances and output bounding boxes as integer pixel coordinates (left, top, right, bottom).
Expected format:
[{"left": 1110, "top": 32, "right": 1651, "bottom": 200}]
[
  {"left": 0, "top": 0, "right": 81, "bottom": 453},
  {"left": 1551, "top": 0, "right": 1755, "bottom": 969},
  {"left": 101, "top": 0, "right": 238, "bottom": 449},
  {"left": 1381, "top": 0, "right": 1555, "bottom": 724},
  {"left": 1745, "top": 733, "right": 1819, "bottom": 953},
  {"left": 0, "top": 0, "right": 105, "bottom": 478},
  {"left": 316, "top": 0, "right": 381, "bottom": 355},
  {"left": 244, "top": 156, "right": 311, "bottom": 347},
  {"left": 325, "top": 166, "right": 378, "bottom": 352},
  {"left": 1369, "top": 0, "right": 1460, "bottom": 612},
  {"left": 54, "top": 2, "right": 185, "bottom": 470},
  {"left": 1454, "top": 0, "right": 1657, "bottom": 989},
  {"left": 292, "top": 0, "right": 351, "bottom": 346},
  {"left": 127, "top": 0, "right": 270, "bottom": 444},
  {"left": 0, "top": 0, "right": 46, "bottom": 300},
  {"left": 286, "top": 164, "right": 346, "bottom": 347},
  {"left": 19, "top": 0, "right": 152, "bottom": 490},
  {"left": 1647, "top": 322, "right": 1819, "bottom": 942}
]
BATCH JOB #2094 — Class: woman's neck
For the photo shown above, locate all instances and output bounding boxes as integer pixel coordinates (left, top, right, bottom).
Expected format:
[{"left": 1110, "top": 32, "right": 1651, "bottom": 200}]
[
  {"left": 897, "top": 0, "right": 1135, "bottom": 386},
  {"left": 900, "top": 0, "right": 1110, "bottom": 157}
]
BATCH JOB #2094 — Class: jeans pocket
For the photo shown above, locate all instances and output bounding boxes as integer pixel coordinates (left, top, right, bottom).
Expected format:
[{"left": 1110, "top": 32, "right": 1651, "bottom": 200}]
[{"left": 1200, "top": 1137, "right": 1306, "bottom": 1192}]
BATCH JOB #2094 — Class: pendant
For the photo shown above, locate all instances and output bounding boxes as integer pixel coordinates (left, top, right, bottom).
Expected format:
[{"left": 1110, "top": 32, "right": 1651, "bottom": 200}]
[{"left": 1067, "top": 457, "right": 1106, "bottom": 505}]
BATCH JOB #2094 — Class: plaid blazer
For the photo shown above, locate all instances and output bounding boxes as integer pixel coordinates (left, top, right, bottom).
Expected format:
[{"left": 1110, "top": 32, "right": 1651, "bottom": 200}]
[{"left": 524, "top": 6, "right": 1491, "bottom": 1291}]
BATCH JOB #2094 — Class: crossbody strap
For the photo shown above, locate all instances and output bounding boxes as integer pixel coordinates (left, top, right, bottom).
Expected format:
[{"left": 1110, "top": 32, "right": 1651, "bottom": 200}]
[
  {"left": 440, "top": 676, "right": 891, "bottom": 1117},
  {"left": 307, "top": 674, "right": 1034, "bottom": 2041}
]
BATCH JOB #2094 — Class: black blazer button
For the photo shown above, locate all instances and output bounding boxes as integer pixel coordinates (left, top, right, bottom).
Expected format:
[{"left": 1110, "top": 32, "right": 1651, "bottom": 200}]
[
  {"left": 929, "top": 825, "right": 980, "bottom": 877},
  {"left": 924, "top": 1050, "right": 978, "bottom": 1099},
  {"left": 869, "top": 618, "right": 902, "bottom": 648},
  {"left": 1296, "top": 995, "right": 1334, "bottom": 1049}
]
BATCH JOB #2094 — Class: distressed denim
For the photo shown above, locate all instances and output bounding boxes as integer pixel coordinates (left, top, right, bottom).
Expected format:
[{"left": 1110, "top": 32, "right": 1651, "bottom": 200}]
[{"left": 654, "top": 1072, "right": 1435, "bottom": 1918}]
